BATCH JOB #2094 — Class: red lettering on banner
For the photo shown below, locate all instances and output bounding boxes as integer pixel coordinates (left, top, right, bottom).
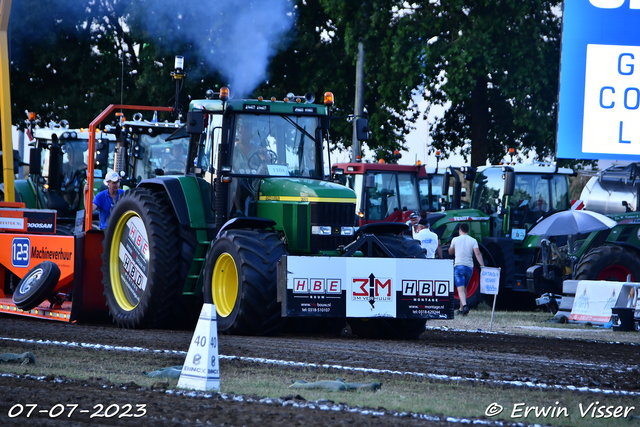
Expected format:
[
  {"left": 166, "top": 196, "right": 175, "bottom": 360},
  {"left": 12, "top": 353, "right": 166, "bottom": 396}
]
[
  {"left": 375, "top": 278, "right": 391, "bottom": 297},
  {"left": 327, "top": 279, "right": 340, "bottom": 293},
  {"left": 294, "top": 278, "right": 307, "bottom": 292},
  {"left": 129, "top": 225, "right": 136, "bottom": 239},
  {"left": 311, "top": 279, "right": 324, "bottom": 293},
  {"left": 352, "top": 278, "right": 369, "bottom": 297},
  {"left": 142, "top": 242, "right": 148, "bottom": 257},
  {"left": 136, "top": 234, "right": 142, "bottom": 247}
]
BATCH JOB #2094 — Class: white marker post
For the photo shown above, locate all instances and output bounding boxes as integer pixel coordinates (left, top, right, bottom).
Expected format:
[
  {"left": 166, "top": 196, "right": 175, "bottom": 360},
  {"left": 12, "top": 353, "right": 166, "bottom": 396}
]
[
  {"left": 480, "top": 267, "right": 500, "bottom": 332},
  {"left": 177, "top": 303, "right": 220, "bottom": 391}
]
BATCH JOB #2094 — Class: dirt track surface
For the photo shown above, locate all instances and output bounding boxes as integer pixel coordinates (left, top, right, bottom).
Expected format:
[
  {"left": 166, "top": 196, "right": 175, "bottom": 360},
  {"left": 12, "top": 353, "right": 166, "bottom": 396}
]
[{"left": 1, "top": 315, "right": 639, "bottom": 426}]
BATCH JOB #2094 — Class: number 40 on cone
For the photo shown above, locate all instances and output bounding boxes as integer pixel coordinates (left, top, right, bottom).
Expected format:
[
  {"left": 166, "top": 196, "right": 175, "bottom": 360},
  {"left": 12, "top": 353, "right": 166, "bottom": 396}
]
[{"left": 177, "top": 303, "right": 220, "bottom": 391}]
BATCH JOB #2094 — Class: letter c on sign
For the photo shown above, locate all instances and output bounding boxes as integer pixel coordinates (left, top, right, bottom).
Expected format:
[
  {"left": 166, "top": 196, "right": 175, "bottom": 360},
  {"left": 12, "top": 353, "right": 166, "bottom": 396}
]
[
  {"left": 600, "top": 87, "right": 615, "bottom": 109},
  {"left": 619, "top": 53, "right": 635, "bottom": 75},
  {"left": 589, "top": 0, "right": 624, "bottom": 8}
]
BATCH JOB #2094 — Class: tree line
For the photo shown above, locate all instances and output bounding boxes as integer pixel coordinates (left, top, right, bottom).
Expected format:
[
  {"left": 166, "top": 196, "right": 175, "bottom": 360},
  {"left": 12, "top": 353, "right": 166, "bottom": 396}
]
[{"left": 7, "top": 0, "right": 564, "bottom": 167}]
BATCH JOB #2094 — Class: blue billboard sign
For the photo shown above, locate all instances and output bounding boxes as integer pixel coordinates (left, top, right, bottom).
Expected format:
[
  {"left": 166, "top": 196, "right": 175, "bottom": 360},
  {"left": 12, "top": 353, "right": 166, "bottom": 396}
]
[{"left": 557, "top": 1, "right": 640, "bottom": 160}]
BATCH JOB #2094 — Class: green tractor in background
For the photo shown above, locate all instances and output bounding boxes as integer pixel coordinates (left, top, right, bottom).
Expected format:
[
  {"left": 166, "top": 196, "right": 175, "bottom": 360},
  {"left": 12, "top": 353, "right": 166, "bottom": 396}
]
[
  {"left": 101, "top": 89, "right": 435, "bottom": 338},
  {"left": 1, "top": 118, "right": 117, "bottom": 233},
  {"left": 432, "top": 163, "right": 574, "bottom": 309},
  {"left": 433, "top": 162, "right": 640, "bottom": 310}
]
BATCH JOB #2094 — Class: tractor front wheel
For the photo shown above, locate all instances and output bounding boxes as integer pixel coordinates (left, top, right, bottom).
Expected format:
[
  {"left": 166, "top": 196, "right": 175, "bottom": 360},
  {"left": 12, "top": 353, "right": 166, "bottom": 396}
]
[{"left": 203, "top": 229, "right": 287, "bottom": 335}]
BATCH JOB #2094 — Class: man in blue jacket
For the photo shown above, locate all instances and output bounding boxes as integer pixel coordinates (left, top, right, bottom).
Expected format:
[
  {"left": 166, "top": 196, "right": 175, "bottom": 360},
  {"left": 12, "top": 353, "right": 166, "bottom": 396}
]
[{"left": 84, "top": 170, "right": 125, "bottom": 229}]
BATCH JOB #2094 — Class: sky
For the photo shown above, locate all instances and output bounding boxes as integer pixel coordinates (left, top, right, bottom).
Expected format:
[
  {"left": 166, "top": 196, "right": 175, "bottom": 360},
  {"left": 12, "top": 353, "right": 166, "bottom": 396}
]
[{"left": 340, "top": 96, "right": 468, "bottom": 168}]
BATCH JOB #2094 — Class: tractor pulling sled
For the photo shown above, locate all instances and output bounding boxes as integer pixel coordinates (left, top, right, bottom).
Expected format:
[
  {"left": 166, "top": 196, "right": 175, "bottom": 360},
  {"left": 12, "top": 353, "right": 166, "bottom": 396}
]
[{"left": 1, "top": 90, "right": 454, "bottom": 339}]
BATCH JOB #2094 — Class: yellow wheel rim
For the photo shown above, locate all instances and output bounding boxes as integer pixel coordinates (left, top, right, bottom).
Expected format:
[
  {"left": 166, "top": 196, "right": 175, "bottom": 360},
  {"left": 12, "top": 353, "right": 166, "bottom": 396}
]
[
  {"left": 211, "top": 253, "right": 239, "bottom": 318},
  {"left": 109, "top": 210, "right": 141, "bottom": 311}
]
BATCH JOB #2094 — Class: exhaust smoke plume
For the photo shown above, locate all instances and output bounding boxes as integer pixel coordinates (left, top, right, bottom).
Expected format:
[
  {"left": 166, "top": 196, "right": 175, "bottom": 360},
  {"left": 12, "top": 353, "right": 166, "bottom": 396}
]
[{"left": 138, "top": 0, "right": 296, "bottom": 97}]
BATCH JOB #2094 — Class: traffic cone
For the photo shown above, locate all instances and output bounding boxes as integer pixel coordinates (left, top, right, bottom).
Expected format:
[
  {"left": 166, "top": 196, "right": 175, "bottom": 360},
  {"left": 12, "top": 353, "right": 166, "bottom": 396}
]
[{"left": 177, "top": 303, "right": 220, "bottom": 391}]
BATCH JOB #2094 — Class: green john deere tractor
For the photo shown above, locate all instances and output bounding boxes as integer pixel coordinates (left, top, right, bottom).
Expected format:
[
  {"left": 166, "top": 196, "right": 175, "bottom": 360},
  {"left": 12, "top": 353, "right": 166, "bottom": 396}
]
[{"left": 101, "top": 89, "right": 443, "bottom": 338}]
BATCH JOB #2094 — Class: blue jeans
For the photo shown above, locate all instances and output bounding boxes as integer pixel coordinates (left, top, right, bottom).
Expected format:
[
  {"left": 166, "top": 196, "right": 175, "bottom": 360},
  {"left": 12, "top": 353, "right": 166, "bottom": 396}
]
[{"left": 454, "top": 265, "right": 473, "bottom": 289}]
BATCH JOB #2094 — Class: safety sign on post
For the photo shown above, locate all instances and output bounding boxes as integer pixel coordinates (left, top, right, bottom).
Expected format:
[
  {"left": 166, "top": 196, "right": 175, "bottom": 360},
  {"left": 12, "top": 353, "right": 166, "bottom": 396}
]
[
  {"left": 177, "top": 303, "right": 220, "bottom": 391},
  {"left": 480, "top": 267, "right": 500, "bottom": 332},
  {"left": 557, "top": 1, "right": 640, "bottom": 161}
]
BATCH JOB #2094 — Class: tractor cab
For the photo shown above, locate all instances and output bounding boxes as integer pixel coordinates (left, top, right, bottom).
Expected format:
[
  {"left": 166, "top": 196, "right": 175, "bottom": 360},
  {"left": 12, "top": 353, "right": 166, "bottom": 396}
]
[
  {"left": 28, "top": 122, "right": 116, "bottom": 222},
  {"left": 111, "top": 113, "right": 187, "bottom": 187},
  {"left": 331, "top": 162, "right": 422, "bottom": 226},
  {"left": 417, "top": 166, "right": 448, "bottom": 212},
  {"left": 471, "top": 165, "right": 572, "bottom": 241}
]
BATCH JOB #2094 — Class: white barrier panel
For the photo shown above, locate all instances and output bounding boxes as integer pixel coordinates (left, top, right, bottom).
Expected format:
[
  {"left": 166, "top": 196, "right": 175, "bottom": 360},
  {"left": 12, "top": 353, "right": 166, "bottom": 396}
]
[
  {"left": 177, "top": 303, "right": 220, "bottom": 391},
  {"left": 569, "top": 280, "right": 624, "bottom": 325}
]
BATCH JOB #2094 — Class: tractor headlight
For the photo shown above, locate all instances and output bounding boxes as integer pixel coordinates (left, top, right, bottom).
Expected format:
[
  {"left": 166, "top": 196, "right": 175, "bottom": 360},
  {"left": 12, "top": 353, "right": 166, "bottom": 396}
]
[
  {"left": 311, "top": 226, "right": 332, "bottom": 235},
  {"left": 340, "top": 227, "right": 355, "bottom": 236}
]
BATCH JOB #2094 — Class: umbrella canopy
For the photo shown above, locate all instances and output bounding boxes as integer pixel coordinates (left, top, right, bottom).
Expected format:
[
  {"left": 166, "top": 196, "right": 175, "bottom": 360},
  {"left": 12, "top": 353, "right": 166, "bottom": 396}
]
[{"left": 528, "top": 210, "right": 617, "bottom": 237}]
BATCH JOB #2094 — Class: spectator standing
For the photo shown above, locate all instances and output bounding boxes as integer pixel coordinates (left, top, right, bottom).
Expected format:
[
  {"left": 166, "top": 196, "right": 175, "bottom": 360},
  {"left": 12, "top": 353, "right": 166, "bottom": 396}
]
[
  {"left": 415, "top": 218, "right": 442, "bottom": 259},
  {"left": 84, "top": 170, "right": 124, "bottom": 230},
  {"left": 404, "top": 211, "right": 420, "bottom": 238},
  {"left": 448, "top": 223, "right": 484, "bottom": 315}
]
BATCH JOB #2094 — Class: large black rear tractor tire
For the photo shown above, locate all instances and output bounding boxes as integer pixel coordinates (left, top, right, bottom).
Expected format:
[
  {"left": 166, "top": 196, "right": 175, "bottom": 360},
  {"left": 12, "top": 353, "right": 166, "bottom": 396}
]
[
  {"left": 203, "top": 229, "right": 287, "bottom": 335},
  {"left": 101, "top": 188, "right": 181, "bottom": 329},
  {"left": 574, "top": 245, "right": 640, "bottom": 282},
  {"left": 349, "top": 234, "right": 427, "bottom": 340}
]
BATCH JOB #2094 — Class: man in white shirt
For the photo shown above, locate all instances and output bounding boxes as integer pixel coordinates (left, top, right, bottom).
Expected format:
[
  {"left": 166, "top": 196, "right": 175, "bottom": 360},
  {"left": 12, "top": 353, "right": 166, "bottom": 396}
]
[
  {"left": 415, "top": 218, "right": 442, "bottom": 259},
  {"left": 448, "top": 222, "right": 484, "bottom": 315}
]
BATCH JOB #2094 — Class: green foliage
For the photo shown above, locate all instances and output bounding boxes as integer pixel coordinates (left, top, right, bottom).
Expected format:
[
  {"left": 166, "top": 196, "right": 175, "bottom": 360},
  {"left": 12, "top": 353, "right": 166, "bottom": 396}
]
[
  {"left": 412, "top": 0, "right": 563, "bottom": 166},
  {"left": 7, "top": 0, "right": 567, "bottom": 167}
]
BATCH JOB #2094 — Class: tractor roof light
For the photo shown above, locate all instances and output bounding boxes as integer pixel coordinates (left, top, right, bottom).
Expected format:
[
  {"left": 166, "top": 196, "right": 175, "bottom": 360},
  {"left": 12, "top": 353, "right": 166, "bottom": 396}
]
[
  {"left": 324, "top": 92, "right": 334, "bottom": 106},
  {"left": 28, "top": 111, "right": 36, "bottom": 121},
  {"left": 220, "top": 87, "right": 230, "bottom": 101}
]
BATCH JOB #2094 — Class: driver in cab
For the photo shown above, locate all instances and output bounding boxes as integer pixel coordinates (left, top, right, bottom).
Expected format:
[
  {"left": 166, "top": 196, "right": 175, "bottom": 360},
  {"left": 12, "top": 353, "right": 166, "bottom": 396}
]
[
  {"left": 230, "top": 122, "right": 269, "bottom": 216},
  {"left": 163, "top": 143, "right": 186, "bottom": 171},
  {"left": 232, "top": 122, "right": 268, "bottom": 174}
]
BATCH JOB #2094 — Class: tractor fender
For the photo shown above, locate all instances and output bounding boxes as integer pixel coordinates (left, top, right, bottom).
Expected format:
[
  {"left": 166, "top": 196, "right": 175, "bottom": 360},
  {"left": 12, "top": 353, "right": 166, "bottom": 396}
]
[
  {"left": 602, "top": 241, "right": 640, "bottom": 258},
  {"left": 215, "top": 217, "right": 277, "bottom": 239},
  {"left": 477, "top": 242, "right": 497, "bottom": 268},
  {"left": 356, "top": 222, "right": 409, "bottom": 236},
  {"left": 137, "top": 177, "right": 192, "bottom": 227}
]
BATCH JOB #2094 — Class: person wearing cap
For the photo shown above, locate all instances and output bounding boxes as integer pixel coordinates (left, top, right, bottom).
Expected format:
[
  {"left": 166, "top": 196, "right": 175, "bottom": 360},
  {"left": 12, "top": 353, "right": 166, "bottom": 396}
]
[
  {"left": 448, "top": 222, "right": 485, "bottom": 315},
  {"left": 84, "top": 171, "right": 124, "bottom": 229},
  {"left": 404, "top": 211, "right": 420, "bottom": 237},
  {"left": 415, "top": 218, "right": 442, "bottom": 259}
]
